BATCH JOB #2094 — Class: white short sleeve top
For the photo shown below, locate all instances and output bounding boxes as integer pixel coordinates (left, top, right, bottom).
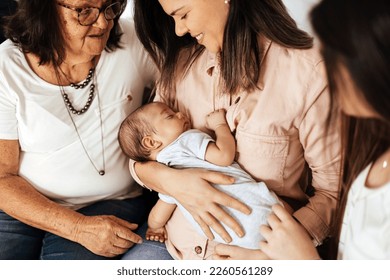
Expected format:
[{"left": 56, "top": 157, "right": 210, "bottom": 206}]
[{"left": 0, "top": 18, "right": 158, "bottom": 209}]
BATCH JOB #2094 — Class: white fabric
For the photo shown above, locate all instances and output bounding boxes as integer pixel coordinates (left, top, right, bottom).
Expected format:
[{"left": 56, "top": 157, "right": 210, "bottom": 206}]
[
  {"left": 157, "top": 129, "right": 280, "bottom": 249},
  {"left": 338, "top": 163, "right": 390, "bottom": 259},
  {"left": 282, "top": 0, "right": 320, "bottom": 35},
  {"left": 0, "top": 18, "right": 157, "bottom": 209}
]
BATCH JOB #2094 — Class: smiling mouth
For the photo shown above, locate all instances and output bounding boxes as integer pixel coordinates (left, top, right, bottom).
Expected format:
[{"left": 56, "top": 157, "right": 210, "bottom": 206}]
[{"left": 89, "top": 33, "right": 105, "bottom": 38}]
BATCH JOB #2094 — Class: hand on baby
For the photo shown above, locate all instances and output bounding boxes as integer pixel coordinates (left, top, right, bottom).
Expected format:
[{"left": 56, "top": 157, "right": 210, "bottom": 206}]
[
  {"left": 146, "top": 227, "right": 167, "bottom": 243},
  {"left": 206, "top": 109, "right": 228, "bottom": 131}
]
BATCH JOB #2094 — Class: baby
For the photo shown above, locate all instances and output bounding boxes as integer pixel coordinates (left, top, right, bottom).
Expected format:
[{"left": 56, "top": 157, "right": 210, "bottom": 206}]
[{"left": 118, "top": 102, "right": 281, "bottom": 249}]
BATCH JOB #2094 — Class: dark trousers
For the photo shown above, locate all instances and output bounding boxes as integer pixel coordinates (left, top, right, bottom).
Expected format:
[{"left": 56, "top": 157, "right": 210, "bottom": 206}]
[{"left": 0, "top": 190, "right": 157, "bottom": 260}]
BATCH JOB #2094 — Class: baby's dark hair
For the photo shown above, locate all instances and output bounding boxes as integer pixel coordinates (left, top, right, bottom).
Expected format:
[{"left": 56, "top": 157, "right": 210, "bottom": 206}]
[{"left": 118, "top": 105, "right": 156, "bottom": 162}]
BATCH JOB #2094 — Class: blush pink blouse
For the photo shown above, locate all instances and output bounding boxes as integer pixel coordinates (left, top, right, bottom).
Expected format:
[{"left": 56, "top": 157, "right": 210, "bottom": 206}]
[{"left": 131, "top": 40, "right": 341, "bottom": 259}]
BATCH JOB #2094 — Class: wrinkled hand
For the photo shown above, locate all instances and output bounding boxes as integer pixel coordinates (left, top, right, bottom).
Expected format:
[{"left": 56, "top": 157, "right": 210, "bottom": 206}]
[
  {"left": 259, "top": 204, "right": 320, "bottom": 260},
  {"left": 73, "top": 215, "right": 142, "bottom": 258},
  {"left": 146, "top": 227, "right": 167, "bottom": 243},
  {"left": 169, "top": 168, "right": 251, "bottom": 243},
  {"left": 213, "top": 244, "right": 269, "bottom": 260},
  {"left": 205, "top": 109, "right": 228, "bottom": 131}
]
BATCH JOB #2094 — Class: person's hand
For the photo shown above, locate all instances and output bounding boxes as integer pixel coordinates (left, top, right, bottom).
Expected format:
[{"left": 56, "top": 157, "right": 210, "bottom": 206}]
[
  {"left": 72, "top": 215, "right": 142, "bottom": 258},
  {"left": 259, "top": 204, "right": 320, "bottom": 260},
  {"left": 205, "top": 109, "right": 228, "bottom": 131},
  {"left": 213, "top": 244, "right": 269, "bottom": 260},
  {"left": 146, "top": 227, "right": 167, "bottom": 243},
  {"left": 168, "top": 168, "right": 251, "bottom": 243}
]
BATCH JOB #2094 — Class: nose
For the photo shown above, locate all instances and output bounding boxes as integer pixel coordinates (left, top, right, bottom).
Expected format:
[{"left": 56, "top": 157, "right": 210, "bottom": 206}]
[
  {"left": 174, "top": 20, "right": 188, "bottom": 37},
  {"left": 93, "top": 11, "right": 109, "bottom": 28}
]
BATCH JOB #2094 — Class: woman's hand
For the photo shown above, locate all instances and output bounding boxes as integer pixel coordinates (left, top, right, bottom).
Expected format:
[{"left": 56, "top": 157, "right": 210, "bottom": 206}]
[
  {"left": 167, "top": 168, "right": 251, "bottom": 243},
  {"left": 259, "top": 204, "right": 320, "bottom": 260},
  {"left": 134, "top": 161, "right": 251, "bottom": 243},
  {"left": 73, "top": 215, "right": 142, "bottom": 258},
  {"left": 213, "top": 244, "right": 269, "bottom": 260}
]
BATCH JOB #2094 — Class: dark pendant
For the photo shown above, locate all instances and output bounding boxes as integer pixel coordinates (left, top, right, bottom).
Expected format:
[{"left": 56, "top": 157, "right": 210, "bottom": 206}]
[{"left": 99, "top": 170, "right": 105, "bottom": 176}]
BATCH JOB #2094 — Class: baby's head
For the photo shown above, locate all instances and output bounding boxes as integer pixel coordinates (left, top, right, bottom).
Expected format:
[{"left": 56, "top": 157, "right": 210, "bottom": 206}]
[{"left": 118, "top": 102, "right": 191, "bottom": 161}]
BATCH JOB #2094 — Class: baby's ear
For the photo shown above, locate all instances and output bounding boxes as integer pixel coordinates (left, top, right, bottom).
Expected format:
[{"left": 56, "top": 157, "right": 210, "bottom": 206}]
[{"left": 142, "top": 136, "right": 162, "bottom": 150}]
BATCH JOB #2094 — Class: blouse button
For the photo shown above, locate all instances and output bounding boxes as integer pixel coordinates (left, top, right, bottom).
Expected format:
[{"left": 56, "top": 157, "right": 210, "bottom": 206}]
[{"left": 194, "top": 246, "right": 202, "bottom": 254}]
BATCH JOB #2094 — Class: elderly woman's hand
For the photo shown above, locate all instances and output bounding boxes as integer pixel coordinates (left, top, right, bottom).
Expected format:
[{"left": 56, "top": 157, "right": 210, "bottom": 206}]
[{"left": 72, "top": 215, "right": 142, "bottom": 258}]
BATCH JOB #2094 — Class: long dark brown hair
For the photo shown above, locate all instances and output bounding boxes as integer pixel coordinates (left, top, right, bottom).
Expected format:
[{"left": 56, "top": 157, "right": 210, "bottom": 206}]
[
  {"left": 2, "top": 0, "right": 127, "bottom": 67},
  {"left": 311, "top": 0, "right": 390, "bottom": 258},
  {"left": 134, "top": 0, "right": 313, "bottom": 104}
]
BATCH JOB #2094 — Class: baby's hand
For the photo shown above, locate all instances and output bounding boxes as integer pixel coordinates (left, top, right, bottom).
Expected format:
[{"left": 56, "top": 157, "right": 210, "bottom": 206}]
[
  {"left": 146, "top": 227, "right": 167, "bottom": 243},
  {"left": 206, "top": 109, "right": 228, "bottom": 131}
]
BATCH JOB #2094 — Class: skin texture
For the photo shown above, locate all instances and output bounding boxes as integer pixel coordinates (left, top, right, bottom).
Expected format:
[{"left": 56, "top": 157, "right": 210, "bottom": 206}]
[
  {"left": 50, "top": 0, "right": 115, "bottom": 83},
  {"left": 58, "top": 0, "right": 115, "bottom": 59}
]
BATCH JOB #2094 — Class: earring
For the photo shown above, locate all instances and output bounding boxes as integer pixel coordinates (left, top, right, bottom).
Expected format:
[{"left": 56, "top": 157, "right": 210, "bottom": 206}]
[{"left": 224, "top": 0, "right": 230, "bottom": 4}]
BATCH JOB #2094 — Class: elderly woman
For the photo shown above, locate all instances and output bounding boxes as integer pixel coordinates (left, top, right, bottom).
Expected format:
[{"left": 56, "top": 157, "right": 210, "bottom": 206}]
[{"left": 0, "top": 0, "right": 157, "bottom": 259}]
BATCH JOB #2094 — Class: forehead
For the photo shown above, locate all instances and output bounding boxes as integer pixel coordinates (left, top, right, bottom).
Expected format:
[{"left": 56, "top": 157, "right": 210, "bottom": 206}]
[
  {"left": 65, "top": 0, "right": 109, "bottom": 6},
  {"left": 158, "top": 0, "right": 190, "bottom": 13},
  {"left": 146, "top": 102, "right": 170, "bottom": 114}
]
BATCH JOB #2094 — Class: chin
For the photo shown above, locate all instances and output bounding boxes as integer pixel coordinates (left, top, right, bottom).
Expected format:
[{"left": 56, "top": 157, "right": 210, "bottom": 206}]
[
  {"left": 87, "top": 39, "right": 109, "bottom": 54},
  {"left": 87, "top": 47, "right": 106, "bottom": 57}
]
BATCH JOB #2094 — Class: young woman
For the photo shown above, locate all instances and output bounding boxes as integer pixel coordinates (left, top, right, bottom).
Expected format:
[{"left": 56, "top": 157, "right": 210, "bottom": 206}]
[{"left": 123, "top": 0, "right": 341, "bottom": 260}]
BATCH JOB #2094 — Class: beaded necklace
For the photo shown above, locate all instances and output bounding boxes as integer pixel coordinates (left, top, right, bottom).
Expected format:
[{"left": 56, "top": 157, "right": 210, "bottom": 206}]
[{"left": 57, "top": 66, "right": 106, "bottom": 176}]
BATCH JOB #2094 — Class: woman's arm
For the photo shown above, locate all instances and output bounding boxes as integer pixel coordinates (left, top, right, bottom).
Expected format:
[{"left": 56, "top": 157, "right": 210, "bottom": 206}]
[
  {"left": 295, "top": 85, "right": 341, "bottom": 244},
  {"left": 132, "top": 160, "right": 251, "bottom": 243},
  {"left": 0, "top": 140, "right": 141, "bottom": 257}
]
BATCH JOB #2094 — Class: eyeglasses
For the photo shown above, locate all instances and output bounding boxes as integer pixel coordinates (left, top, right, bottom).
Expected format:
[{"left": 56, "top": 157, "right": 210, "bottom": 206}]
[{"left": 57, "top": 1, "right": 123, "bottom": 26}]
